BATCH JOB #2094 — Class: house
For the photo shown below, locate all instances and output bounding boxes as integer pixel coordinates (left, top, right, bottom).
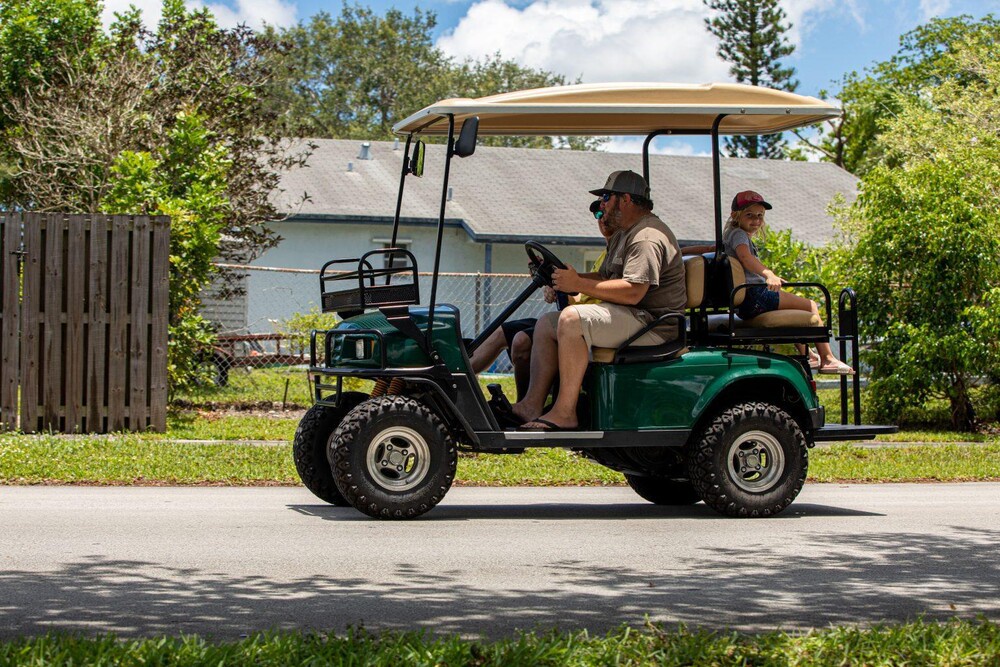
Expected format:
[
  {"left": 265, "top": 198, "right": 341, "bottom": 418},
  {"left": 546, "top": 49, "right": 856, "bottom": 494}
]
[{"left": 208, "top": 139, "right": 858, "bottom": 337}]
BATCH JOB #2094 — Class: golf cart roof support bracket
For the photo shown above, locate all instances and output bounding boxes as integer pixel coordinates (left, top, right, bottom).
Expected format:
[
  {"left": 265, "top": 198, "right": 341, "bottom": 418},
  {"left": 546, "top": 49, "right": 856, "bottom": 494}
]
[
  {"left": 711, "top": 114, "right": 727, "bottom": 254},
  {"left": 426, "top": 114, "right": 457, "bottom": 342},
  {"left": 388, "top": 134, "right": 413, "bottom": 277}
]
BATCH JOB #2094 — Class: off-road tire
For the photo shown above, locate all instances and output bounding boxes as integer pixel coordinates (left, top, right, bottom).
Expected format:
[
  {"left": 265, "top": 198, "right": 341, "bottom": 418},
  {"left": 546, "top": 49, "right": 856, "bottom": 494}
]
[
  {"left": 688, "top": 402, "right": 807, "bottom": 518},
  {"left": 331, "top": 396, "right": 457, "bottom": 519},
  {"left": 625, "top": 474, "right": 701, "bottom": 505},
  {"left": 292, "top": 393, "right": 367, "bottom": 505}
]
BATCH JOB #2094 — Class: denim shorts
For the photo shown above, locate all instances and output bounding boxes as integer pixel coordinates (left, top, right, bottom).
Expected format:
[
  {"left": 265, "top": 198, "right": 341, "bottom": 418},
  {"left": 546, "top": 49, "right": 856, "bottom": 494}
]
[{"left": 737, "top": 285, "right": 780, "bottom": 320}]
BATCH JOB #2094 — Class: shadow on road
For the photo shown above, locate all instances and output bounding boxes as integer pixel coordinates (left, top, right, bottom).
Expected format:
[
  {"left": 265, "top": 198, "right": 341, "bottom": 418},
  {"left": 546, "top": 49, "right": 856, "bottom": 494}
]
[
  {"left": 1, "top": 526, "right": 995, "bottom": 639},
  {"left": 288, "top": 502, "right": 883, "bottom": 521}
]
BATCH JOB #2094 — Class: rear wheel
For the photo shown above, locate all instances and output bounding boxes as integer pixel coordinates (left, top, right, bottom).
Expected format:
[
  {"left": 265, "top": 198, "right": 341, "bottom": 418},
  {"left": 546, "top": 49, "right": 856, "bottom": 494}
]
[
  {"left": 625, "top": 474, "right": 701, "bottom": 505},
  {"left": 292, "top": 392, "right": 367, "bottom": 505},
  {"left": 332, "top": 396, "right": 457, "bottom": 519},
  {"left": 688, "top": 402, "right": 807, "bottom": 517}
]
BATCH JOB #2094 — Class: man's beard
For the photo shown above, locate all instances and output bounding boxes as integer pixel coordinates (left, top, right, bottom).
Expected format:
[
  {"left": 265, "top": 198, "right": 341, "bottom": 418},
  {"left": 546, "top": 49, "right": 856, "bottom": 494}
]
[{"left": 604, "top": 201, "right": 623, "bottom": 231}]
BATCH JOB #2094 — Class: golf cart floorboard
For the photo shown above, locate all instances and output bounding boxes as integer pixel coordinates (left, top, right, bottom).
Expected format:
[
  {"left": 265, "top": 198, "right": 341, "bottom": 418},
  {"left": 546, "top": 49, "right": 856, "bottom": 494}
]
[{"left": 812, "top": 424, "right": 897, "bottom": 442}]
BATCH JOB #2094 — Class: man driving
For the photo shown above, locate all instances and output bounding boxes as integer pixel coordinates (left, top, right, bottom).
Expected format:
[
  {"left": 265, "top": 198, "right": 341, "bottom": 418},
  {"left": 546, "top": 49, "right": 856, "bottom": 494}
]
[{"left": 512, "top": 170, "right": 686, "bottom": 431}]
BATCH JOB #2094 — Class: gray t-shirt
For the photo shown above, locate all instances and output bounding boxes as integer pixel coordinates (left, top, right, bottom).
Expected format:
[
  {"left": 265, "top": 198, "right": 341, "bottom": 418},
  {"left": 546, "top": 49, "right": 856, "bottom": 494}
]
[
  {"left": 723, "top": 227, "right": 765, "bottom": 284},
  {"left": 599, "top": 213, "right": 687, "bottom": 319}
]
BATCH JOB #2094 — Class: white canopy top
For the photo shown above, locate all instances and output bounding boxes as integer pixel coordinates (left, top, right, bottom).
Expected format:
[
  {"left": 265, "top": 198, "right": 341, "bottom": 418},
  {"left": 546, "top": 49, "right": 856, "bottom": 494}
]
[{"left": 393, "top": 82, "right": 840, "bottom": 137}]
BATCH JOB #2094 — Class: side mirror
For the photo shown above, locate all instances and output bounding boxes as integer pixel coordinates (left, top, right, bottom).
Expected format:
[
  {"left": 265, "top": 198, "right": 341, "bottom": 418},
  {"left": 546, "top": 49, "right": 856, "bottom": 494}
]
[
  {"left": 453, "top": 116, "right": 479, "bottom": 158},
  {"left": 409, "top": 140, "right": 426, "bottom": 177}
]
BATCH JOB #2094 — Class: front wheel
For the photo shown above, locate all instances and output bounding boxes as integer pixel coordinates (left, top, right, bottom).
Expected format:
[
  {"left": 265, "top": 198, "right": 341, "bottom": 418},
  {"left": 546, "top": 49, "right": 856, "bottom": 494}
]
[
  {"left": 331, "top": 396, "right": 457, "bottom": 519},
  {"left": 292, "top": 392, "right": 368, "bottom": 505},
  {"left": 625, "top": 475, "right": 701, "bottom": 505},
  {"left": 688, "top": 402, "right": 807, "bottom": 518}
]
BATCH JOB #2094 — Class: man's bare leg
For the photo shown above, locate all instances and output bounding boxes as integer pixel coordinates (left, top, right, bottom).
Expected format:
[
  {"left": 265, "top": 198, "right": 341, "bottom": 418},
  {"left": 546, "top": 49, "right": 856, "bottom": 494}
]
[
  {"left": 469, "top": 326, "right": 508, "bottom": 373},
  {"left": 510, "top": 330, "right": 532, "bottom": 401},
  {"left": 512, "top": 312, "right": 560, "bottom": 423},
  {"left": 531, "top": 308, "right": 587, "bottom": 429}
]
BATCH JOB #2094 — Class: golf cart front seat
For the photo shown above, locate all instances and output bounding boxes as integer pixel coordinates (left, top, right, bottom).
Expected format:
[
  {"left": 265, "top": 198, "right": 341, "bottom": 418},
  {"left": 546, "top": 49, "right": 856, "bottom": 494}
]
[{"left": 589, "top": 255, "right": 707, "bottom": 364}]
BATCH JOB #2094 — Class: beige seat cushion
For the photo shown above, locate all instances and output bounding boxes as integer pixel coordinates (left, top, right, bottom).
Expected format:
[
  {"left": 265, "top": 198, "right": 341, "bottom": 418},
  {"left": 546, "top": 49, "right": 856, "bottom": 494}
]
[
  {"left": 744, "top": 310, "right": 822, "bottom": 328},
  {"left": 684, "top": 255, "right": 705, "bottom": 309}
]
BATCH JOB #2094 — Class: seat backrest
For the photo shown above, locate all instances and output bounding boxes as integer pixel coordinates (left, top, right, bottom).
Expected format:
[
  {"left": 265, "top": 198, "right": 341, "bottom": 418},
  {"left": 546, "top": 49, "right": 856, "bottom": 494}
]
[
  {"left": 685, "top": 253, "right": 746, "bottom": 309},
  {"left": 683, "top": 255, "right": 705, "bottom": 309}
]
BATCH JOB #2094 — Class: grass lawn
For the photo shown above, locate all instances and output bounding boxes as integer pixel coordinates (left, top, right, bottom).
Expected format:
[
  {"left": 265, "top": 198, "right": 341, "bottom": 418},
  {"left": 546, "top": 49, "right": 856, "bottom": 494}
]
[
  {"left": 3, "top": 367, "right": 997, "bottom": 486},
  {"left": 1, "top": 620, "right": 997, "bottom": 665}
]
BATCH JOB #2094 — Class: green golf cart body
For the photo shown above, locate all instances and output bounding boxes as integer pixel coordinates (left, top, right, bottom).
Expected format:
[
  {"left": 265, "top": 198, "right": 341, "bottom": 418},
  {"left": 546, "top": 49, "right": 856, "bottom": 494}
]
[{"left": 292, "top": 82, "right": 896, "bottom": 520}]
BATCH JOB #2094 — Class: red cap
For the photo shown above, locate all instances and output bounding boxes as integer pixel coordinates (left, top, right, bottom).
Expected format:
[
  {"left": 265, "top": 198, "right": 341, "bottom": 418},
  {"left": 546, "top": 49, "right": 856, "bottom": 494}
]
[{"left": 731, "top": 190, "right": 772, "bottom": 211}]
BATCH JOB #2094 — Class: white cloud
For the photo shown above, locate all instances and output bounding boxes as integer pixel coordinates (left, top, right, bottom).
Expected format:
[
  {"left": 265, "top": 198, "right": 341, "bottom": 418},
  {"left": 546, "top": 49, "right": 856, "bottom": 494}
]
[
  {"left": 919, "top": 0, "right": 952, "bottom": 21},
  {"left": 438, "top": 0, "right": 869, "bottom": 85},
  {"left": 437, "top": 0, "right": 731, "bottom": 84},
  {"left": 101, "top": 0, "right": 297, "bottom": 30}
]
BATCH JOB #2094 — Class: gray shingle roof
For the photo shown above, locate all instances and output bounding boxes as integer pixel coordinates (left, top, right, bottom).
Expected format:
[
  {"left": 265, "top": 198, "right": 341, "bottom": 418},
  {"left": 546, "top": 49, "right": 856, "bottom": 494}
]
[{"left": 274, "top": 139, "right": 857, "bottom": 246}]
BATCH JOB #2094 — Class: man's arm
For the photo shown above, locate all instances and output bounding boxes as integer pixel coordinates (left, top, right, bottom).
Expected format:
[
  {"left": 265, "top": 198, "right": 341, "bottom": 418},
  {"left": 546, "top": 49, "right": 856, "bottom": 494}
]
[{"left": 552, "top": 266, "right": 648, "bottom": 305}]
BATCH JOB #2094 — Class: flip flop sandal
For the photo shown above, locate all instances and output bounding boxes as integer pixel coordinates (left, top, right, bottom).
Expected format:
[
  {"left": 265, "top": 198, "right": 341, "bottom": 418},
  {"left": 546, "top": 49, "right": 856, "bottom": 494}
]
[{"left": 819, "top": 360, "right": 855, "bottom": 375}]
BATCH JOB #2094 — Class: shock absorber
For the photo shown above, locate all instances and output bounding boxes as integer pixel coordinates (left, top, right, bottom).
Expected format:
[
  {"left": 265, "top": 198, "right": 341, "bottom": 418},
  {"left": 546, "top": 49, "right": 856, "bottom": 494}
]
[
  {"left": 371, "top": 379, "right": 389, "bottom": 397},
  {"left": 387, "top": 378, "right": 405, "bottom": 395}
]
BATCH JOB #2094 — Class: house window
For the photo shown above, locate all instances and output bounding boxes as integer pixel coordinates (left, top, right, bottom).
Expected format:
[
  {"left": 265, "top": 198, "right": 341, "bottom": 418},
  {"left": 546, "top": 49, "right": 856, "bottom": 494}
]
[{"left": 372, "top": 238, "right": 412, "bottom": 270}]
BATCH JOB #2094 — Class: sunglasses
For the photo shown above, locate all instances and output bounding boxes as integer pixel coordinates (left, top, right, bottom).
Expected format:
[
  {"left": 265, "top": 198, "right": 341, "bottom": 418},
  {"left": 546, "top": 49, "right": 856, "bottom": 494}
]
[{"left": 600, "top": 192, "right": 620, "bottom": 202}]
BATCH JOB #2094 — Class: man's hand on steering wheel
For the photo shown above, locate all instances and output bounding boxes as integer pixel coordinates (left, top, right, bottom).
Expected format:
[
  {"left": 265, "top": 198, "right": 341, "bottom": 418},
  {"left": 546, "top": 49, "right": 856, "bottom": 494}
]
[{"left": 551, "top": 264, "right": 580, "bottom": 294}]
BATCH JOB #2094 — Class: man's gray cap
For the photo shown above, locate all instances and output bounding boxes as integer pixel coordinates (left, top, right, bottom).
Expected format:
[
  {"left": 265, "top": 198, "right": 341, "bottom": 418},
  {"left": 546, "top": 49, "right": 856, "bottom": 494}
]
[{"left": 589, "top": 170, "right": 650, "bottom": 199}]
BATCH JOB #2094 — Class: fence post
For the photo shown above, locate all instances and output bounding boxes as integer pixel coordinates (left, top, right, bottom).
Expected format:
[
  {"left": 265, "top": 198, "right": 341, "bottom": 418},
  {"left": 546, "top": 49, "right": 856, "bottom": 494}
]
[{"left": 0, "top": 215, "right": 21, "bottom": 430}]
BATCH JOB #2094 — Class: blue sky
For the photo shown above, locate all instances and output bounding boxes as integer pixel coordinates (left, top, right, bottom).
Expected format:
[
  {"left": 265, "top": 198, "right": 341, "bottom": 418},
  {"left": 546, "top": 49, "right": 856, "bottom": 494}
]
[{"left": 103, "top": 0, "right": 996, "bottom": 153}]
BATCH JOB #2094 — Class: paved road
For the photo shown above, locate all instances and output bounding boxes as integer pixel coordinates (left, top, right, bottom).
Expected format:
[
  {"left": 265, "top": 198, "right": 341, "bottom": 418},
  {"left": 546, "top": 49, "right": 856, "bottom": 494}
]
[{"left": 2, "top": 484, "right": 998, "bottom": 639}]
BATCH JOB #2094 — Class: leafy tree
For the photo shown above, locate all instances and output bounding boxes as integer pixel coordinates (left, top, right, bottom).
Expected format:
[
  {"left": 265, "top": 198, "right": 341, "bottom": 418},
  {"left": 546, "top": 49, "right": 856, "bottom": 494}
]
[
  {"left": 0, "top": 0, "right": 104, "bottom": 203},
  {"left": 797, "top": 14, "right": 999, "bottom": 175},
  {"left": 102, "top": 112, "right": 230, "bottom": 391},
  {"left": 846, "top": 39, "right": 1000, "bottom": 431},
  {"left": 704, "top": 0, "right": 798, "bottom": 159},
  {"left": 263, "top": 4, "right": 592, "bottom": 149},
  {"left": 2, "top": 0, "right": 308, "bottom": 387},
  {"left": 264, "top": 5, "right": 452, "bottom": 140}
]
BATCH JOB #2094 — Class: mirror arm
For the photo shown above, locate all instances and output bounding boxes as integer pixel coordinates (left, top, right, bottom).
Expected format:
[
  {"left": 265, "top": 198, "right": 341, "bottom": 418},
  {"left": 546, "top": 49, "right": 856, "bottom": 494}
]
[
  {"left": 427, "top": 115, "right": 456, "bottom": 342},
  {"left": 390, "top": 134, "right": 413, "bottom": 264}
]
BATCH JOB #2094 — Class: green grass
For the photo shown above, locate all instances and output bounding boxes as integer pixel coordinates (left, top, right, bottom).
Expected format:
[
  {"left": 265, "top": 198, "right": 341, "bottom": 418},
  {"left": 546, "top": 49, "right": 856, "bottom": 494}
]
[
  {"left": 1, "top": 620, "right": 997, "bottom": 666},
  {"left": 3, "top": 434, "right": 998, "bottom": 486}
]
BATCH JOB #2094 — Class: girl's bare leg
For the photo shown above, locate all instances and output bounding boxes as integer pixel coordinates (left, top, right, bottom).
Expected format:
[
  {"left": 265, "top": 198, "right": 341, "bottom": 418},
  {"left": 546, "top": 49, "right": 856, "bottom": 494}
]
[{"left": 777, "top": 291, "right": 849, "bottom": 370}]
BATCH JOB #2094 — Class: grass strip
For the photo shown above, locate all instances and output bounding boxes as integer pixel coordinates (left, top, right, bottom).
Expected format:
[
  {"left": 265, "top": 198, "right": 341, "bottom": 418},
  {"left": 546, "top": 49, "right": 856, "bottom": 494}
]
[
  {"left": 0, "top": 620, "right": 997, "bottom": 666},
  {"left": 2, "top": 435, "right": 998, "bottom": 486}
]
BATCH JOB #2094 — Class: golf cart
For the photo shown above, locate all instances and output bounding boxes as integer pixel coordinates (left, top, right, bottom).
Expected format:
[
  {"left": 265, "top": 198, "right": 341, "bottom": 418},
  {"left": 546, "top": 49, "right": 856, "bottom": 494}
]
[{"left": 292, "top": 83, "right": 896, "bottom": 519}]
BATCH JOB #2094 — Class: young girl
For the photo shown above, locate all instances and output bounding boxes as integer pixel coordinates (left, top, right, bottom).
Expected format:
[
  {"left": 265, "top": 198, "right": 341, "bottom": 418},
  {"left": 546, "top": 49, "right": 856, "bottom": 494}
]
[{"left": 724, "top": 190, "right": 854, "bottom": 375}]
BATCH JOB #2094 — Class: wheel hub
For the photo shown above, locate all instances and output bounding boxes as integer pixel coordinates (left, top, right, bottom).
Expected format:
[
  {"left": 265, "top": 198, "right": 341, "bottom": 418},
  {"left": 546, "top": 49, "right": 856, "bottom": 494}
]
[
  {"left": 727, "top": 430, "right": 785, "bottom": 493},
  {"left": 366, "top": 426, "right": 430, "bottom": 491}
]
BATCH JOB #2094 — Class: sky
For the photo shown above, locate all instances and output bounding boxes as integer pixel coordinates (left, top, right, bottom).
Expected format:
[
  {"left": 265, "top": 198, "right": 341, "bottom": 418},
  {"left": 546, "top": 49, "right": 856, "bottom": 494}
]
[{"left": 100, "top": 0, "right": 996, "bottom": 154}]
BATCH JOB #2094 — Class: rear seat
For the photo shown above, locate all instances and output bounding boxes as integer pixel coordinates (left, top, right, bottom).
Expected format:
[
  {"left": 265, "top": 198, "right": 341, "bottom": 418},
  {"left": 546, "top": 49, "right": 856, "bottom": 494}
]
[
  {"left": 588, "top": 252, "right": 829, "bottom": 363},
  {"left": 688, "top": 253, "right": 830, "bottom": 346}
]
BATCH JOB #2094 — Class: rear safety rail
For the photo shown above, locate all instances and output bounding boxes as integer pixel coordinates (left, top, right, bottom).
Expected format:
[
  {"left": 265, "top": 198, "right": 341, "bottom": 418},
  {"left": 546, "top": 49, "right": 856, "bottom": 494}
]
[
  {"left": 714, "top": 281, "right": 833, "bottom": 345},
  {"left": 837, "top": 288, "right": 862, "bottom": 425},
  {"left": 319, "top": 249, "right": 419, "bottom": 315}
]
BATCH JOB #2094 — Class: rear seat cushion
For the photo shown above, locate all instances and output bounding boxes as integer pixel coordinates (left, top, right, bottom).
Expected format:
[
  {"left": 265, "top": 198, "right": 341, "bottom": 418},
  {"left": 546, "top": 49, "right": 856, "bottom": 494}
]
[{"left": 707, "top": 309, "right": 821, "bottom": 332}]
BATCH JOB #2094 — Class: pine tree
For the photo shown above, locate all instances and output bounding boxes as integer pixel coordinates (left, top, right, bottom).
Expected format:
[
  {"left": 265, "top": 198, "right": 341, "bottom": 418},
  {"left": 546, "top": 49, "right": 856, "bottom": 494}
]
[{"left": 704, "top": 0, "right": 798, "bottom": 158}]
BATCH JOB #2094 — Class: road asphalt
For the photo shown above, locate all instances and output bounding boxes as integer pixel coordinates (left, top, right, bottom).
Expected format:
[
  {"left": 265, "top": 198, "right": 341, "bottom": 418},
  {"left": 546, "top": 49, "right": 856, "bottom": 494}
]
[{"left": 1, "top": 483, "right": 998, "bottom": 639}]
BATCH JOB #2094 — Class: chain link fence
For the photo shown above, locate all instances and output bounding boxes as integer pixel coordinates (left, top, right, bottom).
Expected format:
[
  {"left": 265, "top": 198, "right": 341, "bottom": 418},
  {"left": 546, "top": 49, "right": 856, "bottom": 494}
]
[{"left": 201, "top": 263, "right": 554, "bottom": 378}]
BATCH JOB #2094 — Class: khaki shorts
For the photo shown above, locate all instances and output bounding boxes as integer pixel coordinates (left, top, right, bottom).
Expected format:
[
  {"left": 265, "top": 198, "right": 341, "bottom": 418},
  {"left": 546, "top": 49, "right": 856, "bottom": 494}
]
[{"left": 567, "top": 303, "right": 670, "bottom": 353}]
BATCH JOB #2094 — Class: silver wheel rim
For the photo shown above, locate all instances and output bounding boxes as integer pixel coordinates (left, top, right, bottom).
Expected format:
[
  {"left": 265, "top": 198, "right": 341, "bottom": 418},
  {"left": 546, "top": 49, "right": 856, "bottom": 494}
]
[
  {"left": 726, "top": 430, "right": 785, "bottom": 493},
  {"left": 365, "top": 426, "right": 431, "bottom": 491}
]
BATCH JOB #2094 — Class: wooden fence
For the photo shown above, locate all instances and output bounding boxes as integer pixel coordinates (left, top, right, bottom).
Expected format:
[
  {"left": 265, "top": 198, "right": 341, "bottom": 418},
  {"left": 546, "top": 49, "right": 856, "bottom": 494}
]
[{"left": 0, "top": 213, "right": 169, "bottom": 433}]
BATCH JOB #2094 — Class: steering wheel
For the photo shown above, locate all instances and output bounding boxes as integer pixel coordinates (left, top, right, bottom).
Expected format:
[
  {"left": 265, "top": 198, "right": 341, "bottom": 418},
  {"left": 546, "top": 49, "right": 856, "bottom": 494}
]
[
  {"left": 525, "top": 240, "right": 567, "bottom": 287},
  {"left": 525, "top": 241, "right": 578, "bottom": 299}
]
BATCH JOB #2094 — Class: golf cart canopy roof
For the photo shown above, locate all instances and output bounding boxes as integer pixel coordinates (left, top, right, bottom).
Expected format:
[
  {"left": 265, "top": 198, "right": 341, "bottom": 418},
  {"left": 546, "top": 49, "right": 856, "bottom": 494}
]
[{"left": 392, "top": 82, "right": 841, "bottom": 137}]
